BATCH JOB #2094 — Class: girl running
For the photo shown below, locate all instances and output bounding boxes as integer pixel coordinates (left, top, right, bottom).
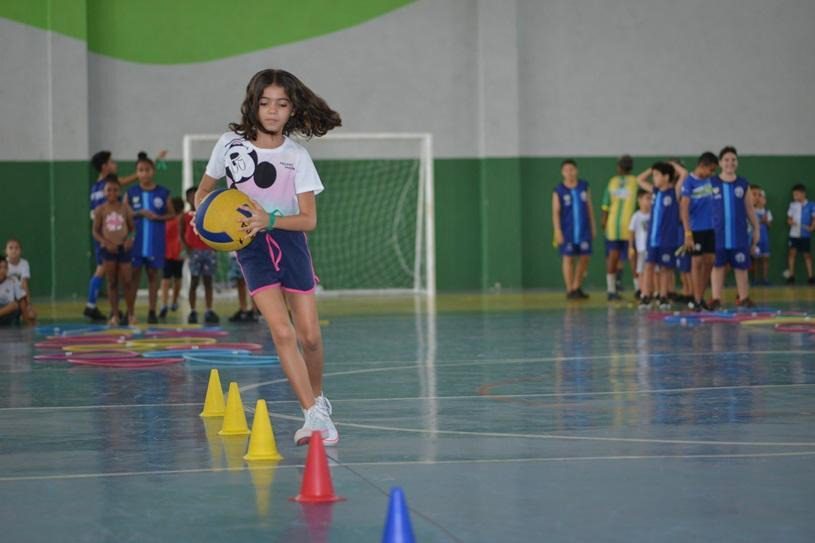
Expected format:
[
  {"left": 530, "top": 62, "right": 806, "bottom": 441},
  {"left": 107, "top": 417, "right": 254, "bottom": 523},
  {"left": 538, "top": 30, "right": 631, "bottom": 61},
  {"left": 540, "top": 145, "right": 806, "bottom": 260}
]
[{"left": 195, "top": 69, "right": 341, "bottom": 446}]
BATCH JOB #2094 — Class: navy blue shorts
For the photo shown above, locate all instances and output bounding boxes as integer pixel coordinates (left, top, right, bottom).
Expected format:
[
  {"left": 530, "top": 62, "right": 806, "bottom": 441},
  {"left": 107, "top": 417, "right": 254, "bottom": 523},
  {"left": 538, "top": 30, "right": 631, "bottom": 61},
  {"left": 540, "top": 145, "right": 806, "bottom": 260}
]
[
  {"left": 236, "top": 229, "right": 317, "bottom": 295},
  {"left": 132, "top": 253, "right": 164, "bottom": 270},
  {"left": 93, "top": 239, "right": 103, "bottom": 266},
  {"left": 605, "top": 239, "right": 629, "bottom": 261},
  {"left": 100, "top": 245, "right": 133, "bottom": 264},
  {"left": 559, "top": 240, "right": 592, "bottom": 256},
  {"left": 676, "top": 252, "right": 691, "bottom": 273},
  {"left": 715, "top": 248, "right": 751, "bottom": 270},
  {"left": 789, "top": 237, "right": 811, "bottom": 253},
  {"left": 646, "top": 246, "right": 677, "bottom": 269}
]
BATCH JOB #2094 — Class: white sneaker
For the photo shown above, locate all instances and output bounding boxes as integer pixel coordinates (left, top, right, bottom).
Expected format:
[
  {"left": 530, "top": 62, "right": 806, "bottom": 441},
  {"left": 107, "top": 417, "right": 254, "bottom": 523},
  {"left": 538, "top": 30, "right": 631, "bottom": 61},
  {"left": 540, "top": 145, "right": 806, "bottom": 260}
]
[
  {"left": 316, "top": 393, "right": 332, "bottom": 415},
  {"left": 294, "top": 403, "right": 339, "bottom": 447}
]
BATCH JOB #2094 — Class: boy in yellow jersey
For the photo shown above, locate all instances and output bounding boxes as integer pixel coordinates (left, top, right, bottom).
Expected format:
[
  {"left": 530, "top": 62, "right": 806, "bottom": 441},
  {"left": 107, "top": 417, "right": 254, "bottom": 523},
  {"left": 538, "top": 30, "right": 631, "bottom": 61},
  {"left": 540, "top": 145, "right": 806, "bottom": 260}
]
[{"left": 601, "top": 155, "right": 639, "bottom": 301}]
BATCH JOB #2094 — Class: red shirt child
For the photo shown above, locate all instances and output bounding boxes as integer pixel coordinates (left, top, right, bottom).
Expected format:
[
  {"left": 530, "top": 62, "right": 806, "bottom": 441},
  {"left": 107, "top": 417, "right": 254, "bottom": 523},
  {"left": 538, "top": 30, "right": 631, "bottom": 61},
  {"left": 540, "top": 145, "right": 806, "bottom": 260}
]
[{"left": 184, "top": 210, "right": 211, "bottom": 250}]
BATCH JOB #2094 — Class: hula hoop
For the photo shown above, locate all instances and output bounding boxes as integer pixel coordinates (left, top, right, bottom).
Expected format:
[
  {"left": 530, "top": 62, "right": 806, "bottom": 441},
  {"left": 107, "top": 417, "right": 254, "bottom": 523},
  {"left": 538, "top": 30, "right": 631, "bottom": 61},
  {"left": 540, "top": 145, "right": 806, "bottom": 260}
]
[
  {"left": 65, "top": 351, "right": 141, "bottom": 360},
  {"left": 144, "top": 330, "right": 230, "bottom": 338},
  {"left": 127, "top": 337, "right": 216, "bottom": 346},
  {"left": 139, "top": 324, "right": 208, "bottom": 330},
  {"left": 774, "top": 324, "right": 815, "bottom": 333},
  {"left": 37, "top": 337, "right": 124, "bottom": 348},
  {"left": 63, "top": 343, "right": 161, "bottom": 352},
  {"left": 182, "top": 353, "right": 280, "bottom": 366},
  {"left": 741, "top": 316, "right": 814, "bottom": 326},
  {"left": 140, "top": 348, "right": 252, "bottom": 358},
  {"left": 663, "top": 314, "right": 703, "bottom": 324},
  {"left": 36, "top": 324, "right": 108, "bottom": 336},
  {"left": 164, "top": 342, "right": 263, "bottom": 351},
  {"left": 69, "top": 357, "right": 183, "bottom": 368}
]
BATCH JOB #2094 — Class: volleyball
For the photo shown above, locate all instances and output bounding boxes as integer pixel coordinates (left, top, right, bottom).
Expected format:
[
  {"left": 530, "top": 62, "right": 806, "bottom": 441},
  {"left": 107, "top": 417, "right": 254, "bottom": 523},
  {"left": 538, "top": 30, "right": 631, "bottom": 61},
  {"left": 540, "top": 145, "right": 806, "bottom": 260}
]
[{"left": 194, "top": 188, "right": 254, "bottom": 251}]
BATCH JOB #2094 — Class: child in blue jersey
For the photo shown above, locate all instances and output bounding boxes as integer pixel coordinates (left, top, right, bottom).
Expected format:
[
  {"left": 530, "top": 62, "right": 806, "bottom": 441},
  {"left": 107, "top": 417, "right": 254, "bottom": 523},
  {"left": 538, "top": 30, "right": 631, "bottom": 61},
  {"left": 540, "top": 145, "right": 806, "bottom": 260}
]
[
  {"left": 125, "top": 152, "right": 176, "bottom": 324},
  {"left": 636, "top": 161, "right": 687, "bottom": 308},
  {"left": 552, "top": 159, "right": 596, "bottom": 299},
  {"left": 710, "top": 147, "right": 760, "bottom": 308},
  {"left": 196, "top": 69, "right": 341, "bottom": 446},
  {"left": 785, "top": 184, "right": 815, "bottom": 284},
  {"left": 680, "top": 152, "right": 720, "bottom": 311},
  {"left": 750, "top": 185, "right": 772, "bottom": 285}
]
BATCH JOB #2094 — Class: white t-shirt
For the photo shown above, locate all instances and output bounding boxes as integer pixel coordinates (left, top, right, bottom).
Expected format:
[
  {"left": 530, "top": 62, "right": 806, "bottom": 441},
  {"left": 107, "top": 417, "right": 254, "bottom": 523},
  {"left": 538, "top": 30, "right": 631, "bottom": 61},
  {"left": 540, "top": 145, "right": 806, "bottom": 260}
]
[
  {"left": 628, "top": 210, "right": 650, "bottom": 252},
  {"left": 0, "top": 276, "right": 25, "bottom": 307},
  {"left": 205, "top": 132, "right": 323, "bottom": 216},
  {"left": 7, "top": 258, "right": 30, "bottom": 293}
]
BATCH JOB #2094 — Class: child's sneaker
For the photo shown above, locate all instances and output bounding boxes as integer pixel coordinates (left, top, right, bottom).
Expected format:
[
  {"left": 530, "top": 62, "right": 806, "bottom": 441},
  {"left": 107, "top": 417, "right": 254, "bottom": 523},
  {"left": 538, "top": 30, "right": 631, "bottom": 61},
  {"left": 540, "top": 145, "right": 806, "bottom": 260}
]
[
  {"left": 316, "top": 393, "right": 333, "bottom": 415},
  {"left": 187, "top": 310, "right": 198, "bottom": 324},
  {"left": 170, "top": 303, "right": 178, "bottom": 312},
  {"left": 158, "top": 306, "right": 168, "bottom": 319},
  {"left": 147, "top": 310, "right": 159, "bottom": 324},
  {"left": 204, "top": 310, "right": 220, "bottom": 324},
  {"left": 294, "top": 403, "right": 338, "bottom": 446}
]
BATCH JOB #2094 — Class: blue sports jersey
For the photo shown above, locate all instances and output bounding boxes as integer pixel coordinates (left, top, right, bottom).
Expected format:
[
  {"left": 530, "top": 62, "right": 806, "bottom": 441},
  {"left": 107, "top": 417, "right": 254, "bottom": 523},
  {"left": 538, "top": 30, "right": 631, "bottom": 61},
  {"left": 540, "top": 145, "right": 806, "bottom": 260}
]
[
  {"left": 681, "top": 174, "right": 715, "bottom": 231},
  {"left": 754, "top": 208, "right": 771, "bottom": 246},
  {"left": 648, "top": 187, "right": 680, "bottom": 249},
  {"left": 90, "top": 179, "right": 106, "bottom": 211},
  {"left": 126, "top": 184, "right": 170, "bottom": 259},
  {"left": 554, "top": 180, "right": 591, "bottom": 245},
  {"left": 713, "top": 176, "right": 751, "bottom": 250}
]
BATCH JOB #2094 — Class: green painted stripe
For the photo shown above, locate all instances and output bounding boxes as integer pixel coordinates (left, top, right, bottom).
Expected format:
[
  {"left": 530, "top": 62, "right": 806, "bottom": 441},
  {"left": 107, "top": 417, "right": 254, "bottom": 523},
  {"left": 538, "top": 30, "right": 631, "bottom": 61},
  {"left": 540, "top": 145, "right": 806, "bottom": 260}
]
[{"left": 2, "top": 0, "right": 413, "bottom": 64}]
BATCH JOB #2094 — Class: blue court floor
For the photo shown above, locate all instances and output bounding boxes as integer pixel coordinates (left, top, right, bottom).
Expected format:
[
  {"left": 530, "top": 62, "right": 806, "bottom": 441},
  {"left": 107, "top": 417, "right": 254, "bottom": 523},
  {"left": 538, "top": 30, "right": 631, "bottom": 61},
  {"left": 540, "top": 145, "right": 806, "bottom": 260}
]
[{"left": 1, "top": 293, "right": 814, "bottom": 542}]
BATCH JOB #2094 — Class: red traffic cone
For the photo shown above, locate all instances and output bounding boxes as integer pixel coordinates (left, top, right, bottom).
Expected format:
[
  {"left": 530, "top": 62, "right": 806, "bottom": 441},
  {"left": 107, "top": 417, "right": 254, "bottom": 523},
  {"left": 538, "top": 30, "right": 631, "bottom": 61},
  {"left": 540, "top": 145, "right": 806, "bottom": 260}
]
[{"left": 290, "top": 431, "right": 345, "bottom": 503}]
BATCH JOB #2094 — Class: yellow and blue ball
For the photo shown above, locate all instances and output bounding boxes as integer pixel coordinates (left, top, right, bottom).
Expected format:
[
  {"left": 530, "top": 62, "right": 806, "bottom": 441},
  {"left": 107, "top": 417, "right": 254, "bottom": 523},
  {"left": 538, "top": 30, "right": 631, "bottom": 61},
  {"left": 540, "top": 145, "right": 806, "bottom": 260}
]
[{"left": 194, "top": 188, "right": 254, "bottom": 251}]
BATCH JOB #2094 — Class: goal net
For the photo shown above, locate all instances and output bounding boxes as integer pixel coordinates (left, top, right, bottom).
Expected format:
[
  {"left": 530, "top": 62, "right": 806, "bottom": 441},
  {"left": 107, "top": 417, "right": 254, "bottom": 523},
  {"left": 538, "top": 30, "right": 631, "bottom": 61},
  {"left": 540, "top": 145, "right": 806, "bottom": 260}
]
[{"left": 182, "top": 133, "right": 435, "bottom": 297}]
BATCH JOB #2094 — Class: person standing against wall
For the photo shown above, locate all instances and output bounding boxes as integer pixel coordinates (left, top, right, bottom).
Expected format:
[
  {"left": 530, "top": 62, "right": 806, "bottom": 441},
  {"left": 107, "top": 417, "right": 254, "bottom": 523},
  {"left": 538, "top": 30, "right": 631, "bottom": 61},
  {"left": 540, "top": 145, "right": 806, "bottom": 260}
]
[
  {"left": 552, "top": 159, "right": 596, "bottom": 299},
  {"left": 601, "top": 155, "right": 638, "bottom": 301}
]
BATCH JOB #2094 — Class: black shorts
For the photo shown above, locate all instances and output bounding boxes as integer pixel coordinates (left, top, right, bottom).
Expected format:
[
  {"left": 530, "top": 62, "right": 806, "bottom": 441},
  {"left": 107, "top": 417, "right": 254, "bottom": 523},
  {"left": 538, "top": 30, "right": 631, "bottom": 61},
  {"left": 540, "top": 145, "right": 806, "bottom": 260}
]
[
  {"left": 788, "top": 237, "right": 812, "bottom": 253},
  {"left": 163, "top": 258, "right": 184, "bottom": 279},
  {"left": 691, "top": 229, "right": 716, "bottom": 256}
]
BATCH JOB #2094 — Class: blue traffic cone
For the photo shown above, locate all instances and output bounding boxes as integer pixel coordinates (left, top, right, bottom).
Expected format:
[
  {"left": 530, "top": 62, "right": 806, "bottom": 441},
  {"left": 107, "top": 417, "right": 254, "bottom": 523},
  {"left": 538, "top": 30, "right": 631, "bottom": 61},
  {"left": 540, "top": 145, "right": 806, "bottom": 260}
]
[{"left": 382, "top": 487, "right": 415, "bottom": 543}]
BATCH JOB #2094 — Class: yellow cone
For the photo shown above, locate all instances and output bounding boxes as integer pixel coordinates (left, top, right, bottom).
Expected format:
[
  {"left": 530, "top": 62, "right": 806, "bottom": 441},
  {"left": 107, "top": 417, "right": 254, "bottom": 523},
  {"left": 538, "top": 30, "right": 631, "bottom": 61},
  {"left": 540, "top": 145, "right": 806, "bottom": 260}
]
[
  {"left": 218, "top": 382, "right": 250, "bottom": 436},
  {"left": 244, "top": 400, "right": 284, "bottom": 461},
  {"left": 199, "top": 369, "right": 226, "bottom": 417}
]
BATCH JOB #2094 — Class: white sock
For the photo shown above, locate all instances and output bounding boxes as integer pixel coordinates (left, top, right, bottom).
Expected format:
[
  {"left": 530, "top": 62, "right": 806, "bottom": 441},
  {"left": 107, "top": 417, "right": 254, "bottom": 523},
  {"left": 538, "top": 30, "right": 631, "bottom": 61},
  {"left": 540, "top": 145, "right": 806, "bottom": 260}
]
[
  {"left": 606, "top": 274, "right": 616, "bottom": 293},
  {"left": 633, "top": 277, "right": 640, "bottom": 291}
]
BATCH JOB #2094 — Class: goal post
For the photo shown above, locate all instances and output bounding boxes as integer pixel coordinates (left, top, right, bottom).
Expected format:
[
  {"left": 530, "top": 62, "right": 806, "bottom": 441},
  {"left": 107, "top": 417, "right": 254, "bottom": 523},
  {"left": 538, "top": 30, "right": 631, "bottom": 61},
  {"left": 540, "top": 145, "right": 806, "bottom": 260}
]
[{"left": 181, "top": 132, "right": 435, "bottom": 298}]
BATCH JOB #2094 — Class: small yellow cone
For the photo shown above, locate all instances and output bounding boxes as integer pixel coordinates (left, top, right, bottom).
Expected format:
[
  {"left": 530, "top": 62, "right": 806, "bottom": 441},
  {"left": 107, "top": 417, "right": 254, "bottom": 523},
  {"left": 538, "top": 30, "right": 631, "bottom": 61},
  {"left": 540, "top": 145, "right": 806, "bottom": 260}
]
[
  {"left": 199, "top": 369, "right": 226, "bottom": 417},
  {"left": 218, "top": 382, "right": 250, "bottom": 436},
  {"left": 244, "top": 400, "right": 284, "bottom": 461}
]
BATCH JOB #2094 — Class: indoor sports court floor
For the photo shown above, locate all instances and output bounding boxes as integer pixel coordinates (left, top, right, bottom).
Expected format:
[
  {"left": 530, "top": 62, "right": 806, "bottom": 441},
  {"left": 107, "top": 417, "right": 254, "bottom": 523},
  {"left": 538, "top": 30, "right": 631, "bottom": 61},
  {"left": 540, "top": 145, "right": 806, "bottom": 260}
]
[{"left": 1, "top": 291, "right": 814, "bottom": 542}]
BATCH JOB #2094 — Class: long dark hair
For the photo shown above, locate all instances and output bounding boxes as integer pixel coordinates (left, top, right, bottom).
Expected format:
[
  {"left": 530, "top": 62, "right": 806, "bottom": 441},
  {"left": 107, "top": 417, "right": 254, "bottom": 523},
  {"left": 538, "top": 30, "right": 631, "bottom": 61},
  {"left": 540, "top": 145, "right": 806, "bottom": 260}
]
[{"left": 229, "top": 69, "right": 342, "bottom": 140}]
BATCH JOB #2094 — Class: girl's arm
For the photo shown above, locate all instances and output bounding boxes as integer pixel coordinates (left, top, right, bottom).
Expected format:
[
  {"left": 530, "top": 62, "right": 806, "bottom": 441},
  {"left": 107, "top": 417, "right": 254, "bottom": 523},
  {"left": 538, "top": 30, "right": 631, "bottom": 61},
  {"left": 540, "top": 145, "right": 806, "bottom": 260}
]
[
  {"left": 670, "top": 162, "right": 688, "bottom": 197},
  {"left": 124, "top": 203, "right": 135, "bottom": 249},
  {"left": 158, "top": 198, "right": 176, "bottom": 221},
  {"left": 180, "top": 213, "right": 190, "bottom": 251},
  {"left": 92, "top": 208, "right": 108, "bottom": 246},
  {"left": 636, "top": 168, "right": 653, "bottom": 192},
  {"left": 240, "top": 192, "right": 318, "bottom": 237},
  {"left": 0, "top": 300, "right": 19, "bottom": 318},
  {"left": 195, "top": 174, "right": 219, "bottom": 209}
]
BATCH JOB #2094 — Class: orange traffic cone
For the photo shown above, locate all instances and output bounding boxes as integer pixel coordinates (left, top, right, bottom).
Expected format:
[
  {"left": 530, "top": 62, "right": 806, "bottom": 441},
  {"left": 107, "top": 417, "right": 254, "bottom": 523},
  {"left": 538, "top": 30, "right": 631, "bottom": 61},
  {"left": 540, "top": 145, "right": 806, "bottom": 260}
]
[{"left": 291, "top": 431, "right": 344, "bottom": 503}]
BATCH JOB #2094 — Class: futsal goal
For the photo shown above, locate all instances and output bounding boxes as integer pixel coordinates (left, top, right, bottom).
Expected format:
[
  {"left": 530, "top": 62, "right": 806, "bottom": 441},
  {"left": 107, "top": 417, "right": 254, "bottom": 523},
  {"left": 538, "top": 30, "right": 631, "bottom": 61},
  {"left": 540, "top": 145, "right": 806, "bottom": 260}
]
[{"left": 181, "top": 132, "right": 435, "bottom": 298}]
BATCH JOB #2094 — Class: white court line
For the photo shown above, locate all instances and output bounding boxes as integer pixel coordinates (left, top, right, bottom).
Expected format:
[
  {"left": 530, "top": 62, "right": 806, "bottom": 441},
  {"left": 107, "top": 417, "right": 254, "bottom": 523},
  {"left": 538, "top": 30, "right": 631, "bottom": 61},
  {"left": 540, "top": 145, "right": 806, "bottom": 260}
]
[
  {"left": 2, "top": 450, "right": 815, "bottom": 483},
  {"left": 3, "top": 381, "right": 812, "bottom": 412},
  {"left": 239, "top": 349, "right": 815, "bottom": 393},
  {"left": 259, "top": 410, "right": 815, "bottom": 447}
]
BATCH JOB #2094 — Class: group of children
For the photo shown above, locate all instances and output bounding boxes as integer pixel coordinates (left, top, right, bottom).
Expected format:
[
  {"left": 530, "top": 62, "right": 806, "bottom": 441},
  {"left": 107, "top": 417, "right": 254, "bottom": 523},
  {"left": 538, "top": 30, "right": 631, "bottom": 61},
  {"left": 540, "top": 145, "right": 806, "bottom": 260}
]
[
  {"left": 85, "top": 151, "right": 257, "bottom": 325},
  {"left": 553, "top": 149, "right": 815, "bottom": 310}
]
